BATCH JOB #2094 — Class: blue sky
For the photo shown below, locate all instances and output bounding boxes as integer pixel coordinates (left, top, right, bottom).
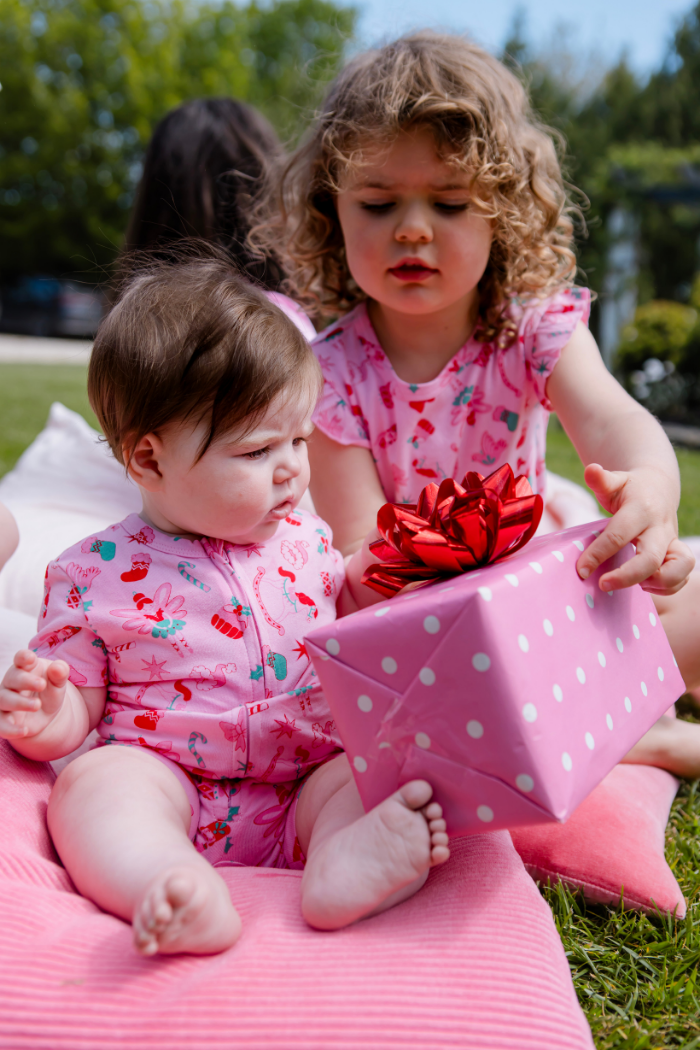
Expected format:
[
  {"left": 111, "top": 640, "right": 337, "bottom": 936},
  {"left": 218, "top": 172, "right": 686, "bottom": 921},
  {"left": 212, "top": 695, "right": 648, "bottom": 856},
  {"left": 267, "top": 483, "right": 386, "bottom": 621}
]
[{"left": 350, "top": 0, "right": 694, "bottom": 76}]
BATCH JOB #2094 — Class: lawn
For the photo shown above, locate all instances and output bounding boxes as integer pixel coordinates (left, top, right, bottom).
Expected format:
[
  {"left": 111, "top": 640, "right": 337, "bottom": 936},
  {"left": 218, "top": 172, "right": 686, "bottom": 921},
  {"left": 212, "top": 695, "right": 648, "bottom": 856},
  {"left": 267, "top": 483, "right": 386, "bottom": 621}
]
[{"left": 3, "top": 364, "right": 700, "bottom": 1048}]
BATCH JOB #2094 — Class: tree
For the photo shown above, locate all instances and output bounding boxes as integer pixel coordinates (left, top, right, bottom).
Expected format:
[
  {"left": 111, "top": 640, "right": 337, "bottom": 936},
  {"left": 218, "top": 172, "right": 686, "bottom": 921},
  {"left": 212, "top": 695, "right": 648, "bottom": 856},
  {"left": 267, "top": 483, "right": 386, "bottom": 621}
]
[{"left": 0, "top": 0, "right": 355, "bottom": 281}]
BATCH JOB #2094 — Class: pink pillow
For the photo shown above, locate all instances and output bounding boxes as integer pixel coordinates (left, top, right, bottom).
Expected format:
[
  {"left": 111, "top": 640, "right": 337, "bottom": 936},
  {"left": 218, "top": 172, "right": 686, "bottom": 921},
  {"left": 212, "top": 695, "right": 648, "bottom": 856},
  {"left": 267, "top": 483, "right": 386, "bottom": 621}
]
[
  {"left": 0, "top": 741, "right": 594, "bottom": 1050},
  {"left": 511, "top": 763, "right": 685, "bottom": 916}
]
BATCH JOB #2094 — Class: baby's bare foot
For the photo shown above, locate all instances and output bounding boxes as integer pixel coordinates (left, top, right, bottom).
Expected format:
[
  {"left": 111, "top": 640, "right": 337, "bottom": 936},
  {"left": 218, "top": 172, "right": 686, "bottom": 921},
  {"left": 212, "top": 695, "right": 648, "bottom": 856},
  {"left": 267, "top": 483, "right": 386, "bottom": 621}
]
[
  {"left": 133, "top": 865, "right": 241, "bottom": 956},
  {"left": 301, "top": 780, "right": 449, "bottom": 931}
]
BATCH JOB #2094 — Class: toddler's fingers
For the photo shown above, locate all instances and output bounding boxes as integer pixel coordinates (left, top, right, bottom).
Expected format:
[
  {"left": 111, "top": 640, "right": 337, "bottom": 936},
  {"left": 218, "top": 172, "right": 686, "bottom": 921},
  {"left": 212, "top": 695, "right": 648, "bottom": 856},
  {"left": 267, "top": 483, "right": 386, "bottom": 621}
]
[
  {"left": 583, "top": 463, "right": 628, "bottom": 513},
  {"left": 597, "top": 526, "right": 674, "bottom": 591},
  {"left": 637, "top": 539, "right": 696, "bottom": 596},
  {"left": 576, "top": 508, "right": 642, "bottom": 581}
]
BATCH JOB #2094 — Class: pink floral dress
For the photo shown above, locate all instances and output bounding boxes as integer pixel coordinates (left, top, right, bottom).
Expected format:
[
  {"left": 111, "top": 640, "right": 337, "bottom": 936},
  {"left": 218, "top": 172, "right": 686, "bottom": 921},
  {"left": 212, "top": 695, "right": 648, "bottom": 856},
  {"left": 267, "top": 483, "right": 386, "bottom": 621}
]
[{"left": 311, "top": 288, "right": 591, "bottom": 503}]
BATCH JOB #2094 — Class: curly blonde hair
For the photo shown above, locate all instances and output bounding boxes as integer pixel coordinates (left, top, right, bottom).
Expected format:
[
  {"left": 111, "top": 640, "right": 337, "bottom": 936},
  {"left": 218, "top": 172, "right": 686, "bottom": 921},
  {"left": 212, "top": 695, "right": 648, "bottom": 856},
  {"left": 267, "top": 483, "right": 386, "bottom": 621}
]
[{"left": 252, "top": 31, "right": 582, "bottom": 345}]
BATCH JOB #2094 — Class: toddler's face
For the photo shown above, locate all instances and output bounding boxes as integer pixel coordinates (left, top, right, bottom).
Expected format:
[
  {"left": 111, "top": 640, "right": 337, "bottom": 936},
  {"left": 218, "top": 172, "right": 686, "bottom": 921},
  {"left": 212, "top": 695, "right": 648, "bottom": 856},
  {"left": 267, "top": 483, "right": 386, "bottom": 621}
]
[
  {"left": 335, "top": 126, "right": 493, "bottom": 319},
  {"left": 134, "top": 389, "right": 314, "bottom": 544}
]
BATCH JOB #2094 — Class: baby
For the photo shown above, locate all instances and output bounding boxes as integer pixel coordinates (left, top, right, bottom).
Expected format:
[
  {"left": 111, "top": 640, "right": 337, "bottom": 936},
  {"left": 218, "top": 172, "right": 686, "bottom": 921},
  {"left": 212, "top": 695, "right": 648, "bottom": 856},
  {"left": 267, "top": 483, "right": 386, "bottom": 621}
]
[{"left": 0, "top": 255, "right": 448, "bottom": 955}]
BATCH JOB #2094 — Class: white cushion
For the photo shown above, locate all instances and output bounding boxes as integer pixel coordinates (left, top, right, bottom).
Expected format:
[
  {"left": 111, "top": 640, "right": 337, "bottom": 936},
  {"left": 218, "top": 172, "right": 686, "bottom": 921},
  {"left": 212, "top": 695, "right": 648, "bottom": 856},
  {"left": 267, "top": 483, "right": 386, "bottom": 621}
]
[{"left": 0, "top": 403, "right": 139, "bottom": 618}]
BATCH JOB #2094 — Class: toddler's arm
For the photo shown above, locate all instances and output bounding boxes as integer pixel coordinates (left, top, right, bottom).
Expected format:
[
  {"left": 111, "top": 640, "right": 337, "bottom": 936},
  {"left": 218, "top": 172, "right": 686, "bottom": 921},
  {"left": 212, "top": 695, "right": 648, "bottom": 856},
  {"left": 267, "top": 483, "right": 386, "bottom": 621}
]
[
  {"left": 0, "top": 649, "right": 105, "bottom": 762},
  {"left": 309, "top": 430, "right": 385, "bottom": 557},
  {"left": 337, "top": 528, "right": 386, "bottom": 615},
  {"left": 547, "top": 323, "right": 694, "bottom": 594}
]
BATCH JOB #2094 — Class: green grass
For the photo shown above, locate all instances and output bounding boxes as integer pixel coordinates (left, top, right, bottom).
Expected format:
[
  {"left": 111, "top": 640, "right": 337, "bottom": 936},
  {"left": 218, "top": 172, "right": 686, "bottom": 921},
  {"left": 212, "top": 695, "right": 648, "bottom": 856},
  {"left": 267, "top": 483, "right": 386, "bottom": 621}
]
[
  {"left": 3, "top": 365, "right": 700, "bottom": 1047},
  {"left": 0, "top": 364, "right": 96, "bottom": 477}
]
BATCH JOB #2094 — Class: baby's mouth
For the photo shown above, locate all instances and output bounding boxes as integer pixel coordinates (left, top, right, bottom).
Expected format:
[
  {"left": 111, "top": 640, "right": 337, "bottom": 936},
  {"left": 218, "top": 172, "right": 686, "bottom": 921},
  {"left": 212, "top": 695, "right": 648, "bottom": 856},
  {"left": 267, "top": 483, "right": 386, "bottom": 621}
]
[
  {"left": 269, "top": 498, "right": 294, "bottom": 520},
  {"left": 388, "top": 263, "right": 438, "bottom": 282}
]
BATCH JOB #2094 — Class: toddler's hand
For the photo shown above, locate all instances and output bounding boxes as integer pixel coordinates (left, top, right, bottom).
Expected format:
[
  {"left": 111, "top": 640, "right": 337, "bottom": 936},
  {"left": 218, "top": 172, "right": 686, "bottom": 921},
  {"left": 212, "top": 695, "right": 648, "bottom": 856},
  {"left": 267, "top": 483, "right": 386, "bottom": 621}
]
[
  {"left": 0, "top": 650, "right": 70, "bottom": 740},
  {"left": 576, "top": 463, "right": 695, "bottom": 594}
]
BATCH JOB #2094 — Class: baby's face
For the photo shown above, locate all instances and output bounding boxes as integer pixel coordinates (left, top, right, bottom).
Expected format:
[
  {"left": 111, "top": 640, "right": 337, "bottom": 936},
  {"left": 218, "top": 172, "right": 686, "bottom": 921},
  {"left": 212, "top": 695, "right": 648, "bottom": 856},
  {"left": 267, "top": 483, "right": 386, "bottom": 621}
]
[{"left": 140, "top": 391, "right": 315, "bottom": 544}]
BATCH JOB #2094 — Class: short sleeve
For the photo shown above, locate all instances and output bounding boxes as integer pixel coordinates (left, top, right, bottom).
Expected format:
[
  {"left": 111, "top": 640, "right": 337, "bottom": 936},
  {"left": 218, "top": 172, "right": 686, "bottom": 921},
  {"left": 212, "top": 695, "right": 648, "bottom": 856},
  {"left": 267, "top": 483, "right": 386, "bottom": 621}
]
[
  {"left": 311, "top": 326, "right": 371, "bottom": 449},
  {"left": 264, "top": 291, "right": 317, "bottom": 341},
  {"left": 521, "top": 287, "right": 591, "bottom": 409},
  {"left": 29, "top": 560, "right": 107, "bottom": 688}
]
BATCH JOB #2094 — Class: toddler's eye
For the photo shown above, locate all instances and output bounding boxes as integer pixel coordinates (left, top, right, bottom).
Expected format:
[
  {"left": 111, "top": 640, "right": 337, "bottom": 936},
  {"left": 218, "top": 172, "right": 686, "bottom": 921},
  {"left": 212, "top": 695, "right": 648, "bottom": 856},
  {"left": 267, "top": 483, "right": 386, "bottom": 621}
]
[
  {"left": 360, "top": 201, "right": 395, "bottom": 213},
  {"left": 244, "top": 446, "right": 271, "bottom": 460},
  {"left": 434, "top": 202, "right": 469, "bottom": 213},
  {"left": 292, "top": 437, "right": 308, "bottom": 448}
]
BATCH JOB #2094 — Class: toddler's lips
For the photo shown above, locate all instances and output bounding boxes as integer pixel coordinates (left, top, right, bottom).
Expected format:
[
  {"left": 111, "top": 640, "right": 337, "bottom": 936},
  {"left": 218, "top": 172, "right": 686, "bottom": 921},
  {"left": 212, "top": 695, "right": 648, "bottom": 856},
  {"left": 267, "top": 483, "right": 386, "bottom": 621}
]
[{"left": 388, "top": 264, "right": 438, "bottom": 283}]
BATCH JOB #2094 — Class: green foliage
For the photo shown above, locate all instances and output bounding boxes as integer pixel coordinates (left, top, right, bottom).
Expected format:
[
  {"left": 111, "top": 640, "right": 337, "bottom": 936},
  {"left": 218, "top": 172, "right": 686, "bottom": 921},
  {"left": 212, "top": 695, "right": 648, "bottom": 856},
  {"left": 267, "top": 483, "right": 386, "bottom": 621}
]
[
  {"left": 0, "top": 0, "right": 355, "bottom": 281},
  {"left": 505, "top": 2, "right": 700, "bottom": 318},
  {"left": 617, "top": 301, "right": 700, "bottom": 371}
]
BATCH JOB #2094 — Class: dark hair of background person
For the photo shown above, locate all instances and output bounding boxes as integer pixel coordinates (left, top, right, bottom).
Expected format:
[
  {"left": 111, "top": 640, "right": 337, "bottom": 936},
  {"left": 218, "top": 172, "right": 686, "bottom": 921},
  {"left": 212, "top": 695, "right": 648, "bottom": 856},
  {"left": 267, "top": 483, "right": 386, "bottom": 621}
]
[{"left": 119, "top": 98, "right": 286, "bottom": 290}]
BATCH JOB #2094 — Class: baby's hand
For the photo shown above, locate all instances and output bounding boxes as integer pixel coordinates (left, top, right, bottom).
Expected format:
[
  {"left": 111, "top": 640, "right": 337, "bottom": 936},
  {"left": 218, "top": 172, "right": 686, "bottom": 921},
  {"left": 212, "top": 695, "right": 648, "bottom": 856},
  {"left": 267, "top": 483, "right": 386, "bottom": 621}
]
[
  {"left": 0, "top": 650, "right": 70, "bottom": 740},
  {"left": 576, "top": 463, "right": 695, "bottom": 594}
]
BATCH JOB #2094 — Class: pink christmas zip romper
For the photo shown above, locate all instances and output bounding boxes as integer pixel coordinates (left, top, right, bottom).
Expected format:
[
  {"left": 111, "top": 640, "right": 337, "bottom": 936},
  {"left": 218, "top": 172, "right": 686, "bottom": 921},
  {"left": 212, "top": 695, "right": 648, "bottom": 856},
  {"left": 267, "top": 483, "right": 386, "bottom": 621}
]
[{"left": 31, "top": 510, "right": 345, "bottom": 869}]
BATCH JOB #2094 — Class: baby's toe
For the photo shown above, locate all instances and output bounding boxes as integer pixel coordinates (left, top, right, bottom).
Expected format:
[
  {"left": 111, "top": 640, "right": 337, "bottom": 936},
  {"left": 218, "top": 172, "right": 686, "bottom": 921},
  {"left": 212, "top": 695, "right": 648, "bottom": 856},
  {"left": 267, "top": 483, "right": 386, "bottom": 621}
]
[
  {"left": 428, "top": 816, "right": 446, "bottom": 833},
  {"left": 431, "top": 843, "right": 450, "bottom": 865},
  {"left": 422, "top": 801, "right": 443, "bottom": 821}
]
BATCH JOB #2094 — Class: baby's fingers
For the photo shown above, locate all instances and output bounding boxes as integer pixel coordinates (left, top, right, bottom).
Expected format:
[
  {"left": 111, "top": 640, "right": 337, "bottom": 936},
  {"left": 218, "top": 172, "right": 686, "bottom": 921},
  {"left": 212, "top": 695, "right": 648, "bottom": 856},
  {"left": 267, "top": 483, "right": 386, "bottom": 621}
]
[
  {"left": 0, "top": 686, "right": 41, "bottom": 715},
  {"left": 0, "top": 711, "right": 30, "bottom": 738}
]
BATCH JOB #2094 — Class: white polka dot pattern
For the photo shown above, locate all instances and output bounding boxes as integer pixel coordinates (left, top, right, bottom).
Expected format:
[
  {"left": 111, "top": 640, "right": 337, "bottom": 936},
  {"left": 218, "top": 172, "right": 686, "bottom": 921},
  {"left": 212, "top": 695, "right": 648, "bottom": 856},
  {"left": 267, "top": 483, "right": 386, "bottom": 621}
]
[
  {"left": 477, "top": 805, "right": 494, "bottom": 823},
  {"left": 472, "top": 653, "right": 490, "bottom": 672},
  {"left": 381, "top": 657, "right": 397, "bottom": 675},
  {"left": 325, "top": 638, "right": 340, "bottom": 655},
  {"left": 357, "top": 695, "right": 373, "bottom": 712},
  {"left": 566, "top": 606, "right": 575, "bottom": 621},
  {"left": 518, "top": 634, "right": 529, "bottom": 653},
  {"left": 522, "top": 703, "right": 537, "bottom": 723},
  {"left": 467, "top": 720, "right": 484, "bottom": 739},
  {"left": 415, "top": 732, "right": 431, "bottom": 750},
  {"left": 516, "top": 774, "right": 534, "bottom": 793},
  {"left": 576, "top": 667, "right": 586, "bottom": 684},
  {"left": 423, "top": 616, "right": 440, "bottom": 635},
  {"left": 374, "top": 607, "right": 390, "bottom": 617},
  {"left": 562, "top": 753, "right": 573, "bottom": 772},
  {"left": 553, "top": 684, "right": 563, "bottom": 702},
  {"left": 353, "top": 756, "right": 367, "bottom": 773},
  {"left": 419, "top": 668, "right": 436, "bottom": 686},
  {"left": 543, "top": 619, "right": 553, "bottom": 636}
]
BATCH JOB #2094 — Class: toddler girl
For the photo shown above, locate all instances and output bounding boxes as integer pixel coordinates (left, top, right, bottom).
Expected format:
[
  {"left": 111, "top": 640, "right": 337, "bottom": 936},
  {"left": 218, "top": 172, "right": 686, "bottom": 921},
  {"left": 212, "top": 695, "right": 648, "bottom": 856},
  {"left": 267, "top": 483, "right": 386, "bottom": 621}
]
[
  {"left": 0, "top": 254, "right": 448, "bottom": 955},
  {"left": 256, "top": 30, "right": 700, "bottom": 774}
]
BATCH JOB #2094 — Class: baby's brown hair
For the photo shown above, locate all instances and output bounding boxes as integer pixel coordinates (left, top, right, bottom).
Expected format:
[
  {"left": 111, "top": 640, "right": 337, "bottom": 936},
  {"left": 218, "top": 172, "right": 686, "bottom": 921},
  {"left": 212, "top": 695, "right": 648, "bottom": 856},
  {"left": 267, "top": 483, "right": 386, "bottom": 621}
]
[
  {"left": 252, "top": 31, "right": 580, "bottom": 345},
  {"left": 89, "top": 249, "right": 321, "bottom": 465}
]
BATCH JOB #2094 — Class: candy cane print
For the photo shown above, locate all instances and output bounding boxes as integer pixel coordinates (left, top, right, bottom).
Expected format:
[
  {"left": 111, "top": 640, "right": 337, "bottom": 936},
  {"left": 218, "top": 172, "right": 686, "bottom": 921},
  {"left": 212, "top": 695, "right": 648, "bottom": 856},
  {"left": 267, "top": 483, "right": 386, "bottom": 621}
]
[
  {"left": 178, "top": 562, "right": 211, "bottom": 592},
  {"left": 253, "top": 567, "right": 284, "bottom": 636},
  {"left": 188, "top": 731, "right": 207, "bottom": 768}
]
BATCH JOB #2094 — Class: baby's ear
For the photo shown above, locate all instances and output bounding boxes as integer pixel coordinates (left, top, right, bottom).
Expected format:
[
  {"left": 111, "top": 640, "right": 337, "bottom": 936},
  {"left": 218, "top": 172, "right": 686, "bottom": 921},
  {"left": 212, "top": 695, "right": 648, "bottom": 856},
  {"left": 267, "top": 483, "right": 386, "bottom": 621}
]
[{"left": 125, "top": 433, "right": 164, "bottom": 489}]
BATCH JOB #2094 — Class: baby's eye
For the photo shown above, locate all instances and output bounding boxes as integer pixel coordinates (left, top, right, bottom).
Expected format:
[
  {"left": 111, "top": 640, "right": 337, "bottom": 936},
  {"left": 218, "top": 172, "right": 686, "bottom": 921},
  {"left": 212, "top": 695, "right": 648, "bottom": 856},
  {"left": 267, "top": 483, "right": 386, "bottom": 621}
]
[
  {"left": 244, "top": 446, "right": 271, "bottom": 460},
  {"left": 360, "top": 201, "right": 395, "bottom": 213},
  {"left": 292, "top": 437, "right": 308, "bottom": 448}
]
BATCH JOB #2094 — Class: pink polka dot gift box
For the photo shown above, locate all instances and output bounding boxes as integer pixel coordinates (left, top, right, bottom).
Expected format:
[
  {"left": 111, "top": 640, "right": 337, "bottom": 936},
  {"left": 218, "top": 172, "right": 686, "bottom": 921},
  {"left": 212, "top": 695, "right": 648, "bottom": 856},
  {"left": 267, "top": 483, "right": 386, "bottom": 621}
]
[{"left": 305, "top": 522, "right": 684, "bottom": 835}]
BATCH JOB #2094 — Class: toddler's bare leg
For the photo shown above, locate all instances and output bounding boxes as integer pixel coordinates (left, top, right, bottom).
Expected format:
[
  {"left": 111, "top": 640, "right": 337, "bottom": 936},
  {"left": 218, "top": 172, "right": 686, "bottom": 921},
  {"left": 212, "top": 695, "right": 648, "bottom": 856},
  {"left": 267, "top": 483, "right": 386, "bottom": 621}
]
[
  {"left": 621, "top": 579, "right": 700, "bottom": 777},
  {"left": 48, "top": 746, "right": 241, "bottom": 956},
  {"left": 296, "top": 754, "right": 449, "bottom": 930}
]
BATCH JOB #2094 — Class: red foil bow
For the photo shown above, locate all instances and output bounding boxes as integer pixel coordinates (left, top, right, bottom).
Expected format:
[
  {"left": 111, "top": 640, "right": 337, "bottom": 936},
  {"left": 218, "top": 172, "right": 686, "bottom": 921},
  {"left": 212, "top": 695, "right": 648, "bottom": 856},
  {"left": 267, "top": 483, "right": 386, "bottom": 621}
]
[{"left": 361, "top": 464, "right": 544, "bottom": 598}]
